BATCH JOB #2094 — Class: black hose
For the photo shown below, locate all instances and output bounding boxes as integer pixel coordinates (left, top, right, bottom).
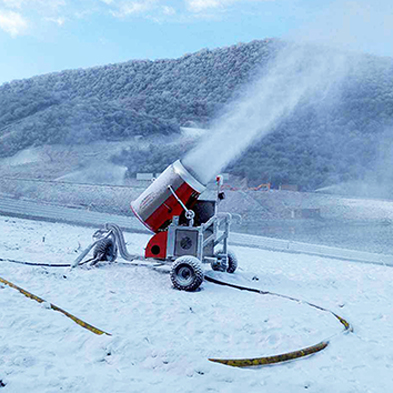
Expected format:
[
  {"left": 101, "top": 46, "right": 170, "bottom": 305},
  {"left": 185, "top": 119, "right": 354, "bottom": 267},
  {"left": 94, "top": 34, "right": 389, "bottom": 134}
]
[{"left": 0, "top": 257, "right": 94, "bottom": 268}]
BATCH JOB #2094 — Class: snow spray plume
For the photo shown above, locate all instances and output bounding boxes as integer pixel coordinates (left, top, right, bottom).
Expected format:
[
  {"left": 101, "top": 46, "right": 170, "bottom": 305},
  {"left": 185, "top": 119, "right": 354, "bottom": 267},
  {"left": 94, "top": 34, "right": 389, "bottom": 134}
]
[{"left": 182, "top": 43, "right": 350, "bottom": 185}]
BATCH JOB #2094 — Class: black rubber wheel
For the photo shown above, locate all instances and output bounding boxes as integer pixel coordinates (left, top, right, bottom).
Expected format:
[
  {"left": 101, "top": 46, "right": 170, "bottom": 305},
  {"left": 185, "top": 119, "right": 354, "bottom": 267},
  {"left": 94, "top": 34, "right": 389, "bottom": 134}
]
[
  {"left": 211, "top": 253, "right": 228, "bottom": 272},
  {"left": 226, "top": 249, "right": 238, "bottom": 273},
  {"left": 215, "top": 249, "right": 238, "bottom": 273},
  {"left": 170, "top": 256, "right": 204, "bottom": 291}
]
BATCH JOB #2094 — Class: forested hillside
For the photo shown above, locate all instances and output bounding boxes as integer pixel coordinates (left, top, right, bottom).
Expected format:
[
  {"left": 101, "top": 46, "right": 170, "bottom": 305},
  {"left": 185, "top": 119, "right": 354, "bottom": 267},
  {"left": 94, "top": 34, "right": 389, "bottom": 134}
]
[
  {"left": 1, "top": 38, "right": 393, "bottom": 190},
  {"left": 0, "top": 39, "right": 278, "bottom": 157}
]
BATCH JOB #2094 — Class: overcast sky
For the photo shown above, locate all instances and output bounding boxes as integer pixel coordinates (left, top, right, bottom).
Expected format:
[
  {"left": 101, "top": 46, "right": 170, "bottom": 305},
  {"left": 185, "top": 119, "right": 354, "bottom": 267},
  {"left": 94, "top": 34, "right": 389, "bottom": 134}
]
[{"left": 0, "top": 0, "right": 392, "bottom": 85}]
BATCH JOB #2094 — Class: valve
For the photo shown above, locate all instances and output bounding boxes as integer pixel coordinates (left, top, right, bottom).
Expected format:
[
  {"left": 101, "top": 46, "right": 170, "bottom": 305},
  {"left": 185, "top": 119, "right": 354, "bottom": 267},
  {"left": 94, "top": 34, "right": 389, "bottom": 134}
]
[
  {"left": 185, "top": 210, "right": 195, "bottom": 221},
  {"left": 216, "top": 174, "right": 225, "bottom": 202}
]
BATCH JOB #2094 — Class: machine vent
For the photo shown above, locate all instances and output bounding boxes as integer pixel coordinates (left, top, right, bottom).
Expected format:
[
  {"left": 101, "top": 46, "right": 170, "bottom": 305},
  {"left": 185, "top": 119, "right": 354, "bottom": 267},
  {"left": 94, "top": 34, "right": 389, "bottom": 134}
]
[{"left": 174, "top": 229, "right": 198, "bottom": 257}]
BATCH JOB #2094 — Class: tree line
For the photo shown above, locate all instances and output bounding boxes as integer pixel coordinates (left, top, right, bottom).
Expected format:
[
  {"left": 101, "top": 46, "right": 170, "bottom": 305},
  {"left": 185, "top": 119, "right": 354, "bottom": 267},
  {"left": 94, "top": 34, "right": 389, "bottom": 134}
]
[{"left": 1, "top": 38, "right": 393, "bottom": 190}]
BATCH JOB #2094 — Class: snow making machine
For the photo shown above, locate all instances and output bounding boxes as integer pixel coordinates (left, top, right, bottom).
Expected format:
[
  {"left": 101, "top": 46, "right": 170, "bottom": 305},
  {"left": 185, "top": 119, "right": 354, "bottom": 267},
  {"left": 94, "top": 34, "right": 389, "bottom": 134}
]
[
  {"left": 130, "top": 159, "right": 238, "bottom": 291},
  {"left": 74, "top": 159, "right": 238, "bottom": 291}
]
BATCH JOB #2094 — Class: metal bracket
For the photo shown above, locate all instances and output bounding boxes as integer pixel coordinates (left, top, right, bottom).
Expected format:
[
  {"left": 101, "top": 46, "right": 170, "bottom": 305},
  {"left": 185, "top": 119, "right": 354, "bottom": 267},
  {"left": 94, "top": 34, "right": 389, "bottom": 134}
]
[{"left": 168, "top": 185, "right": 194, "bottom": 226}]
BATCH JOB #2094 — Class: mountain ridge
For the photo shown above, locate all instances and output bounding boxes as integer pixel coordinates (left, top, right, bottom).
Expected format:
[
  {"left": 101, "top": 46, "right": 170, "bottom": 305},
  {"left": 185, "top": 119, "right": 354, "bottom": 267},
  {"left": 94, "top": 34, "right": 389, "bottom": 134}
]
[{"left": 1, "top": 38, "right": 393, "bottom": 191}]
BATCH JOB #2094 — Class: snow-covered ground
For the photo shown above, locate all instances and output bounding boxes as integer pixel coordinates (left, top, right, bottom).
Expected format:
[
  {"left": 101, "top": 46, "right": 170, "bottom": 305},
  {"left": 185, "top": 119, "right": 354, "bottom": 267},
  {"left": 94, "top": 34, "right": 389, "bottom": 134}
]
[
  {"left": 1, "top": 216, "right": 393, "bottom": 392},
  {"left": 55, "top": 163, "right": 128, "bottom": 186}
]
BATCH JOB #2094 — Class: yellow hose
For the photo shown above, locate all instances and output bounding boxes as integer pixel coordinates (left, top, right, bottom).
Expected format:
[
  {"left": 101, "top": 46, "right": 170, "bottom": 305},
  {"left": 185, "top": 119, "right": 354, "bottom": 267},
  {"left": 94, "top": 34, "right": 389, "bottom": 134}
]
[
  {"left": 0, "top": 276, "right": 111, "bottom": 336},
  {"left": 205, "top": 275, "right": 352, "bottom": 367}
]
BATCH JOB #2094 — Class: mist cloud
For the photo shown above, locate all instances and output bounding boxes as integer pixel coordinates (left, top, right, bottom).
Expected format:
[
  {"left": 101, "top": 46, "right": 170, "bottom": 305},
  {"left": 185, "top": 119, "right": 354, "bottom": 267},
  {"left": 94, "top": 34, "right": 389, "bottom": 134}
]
[
  {"left": 183, "top": 0, "right": 393, "bottom": 187},
  {"left": 183, "top": 43, "right": 351, "bottom": 184}
]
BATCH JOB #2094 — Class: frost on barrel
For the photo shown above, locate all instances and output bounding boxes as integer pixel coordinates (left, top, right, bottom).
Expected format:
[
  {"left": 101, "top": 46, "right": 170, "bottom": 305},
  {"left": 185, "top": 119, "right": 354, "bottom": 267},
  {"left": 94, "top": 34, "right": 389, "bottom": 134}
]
[{"left": 131, "top": 160, "right": 206, "bottom": 233}]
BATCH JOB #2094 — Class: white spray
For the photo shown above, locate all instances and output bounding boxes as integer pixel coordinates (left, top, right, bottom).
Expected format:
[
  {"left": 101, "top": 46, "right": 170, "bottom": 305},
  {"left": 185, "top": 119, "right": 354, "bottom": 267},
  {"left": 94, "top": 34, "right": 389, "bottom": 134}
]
[{"left": 182, "top": 43, "right": 351, "bottom": 185}]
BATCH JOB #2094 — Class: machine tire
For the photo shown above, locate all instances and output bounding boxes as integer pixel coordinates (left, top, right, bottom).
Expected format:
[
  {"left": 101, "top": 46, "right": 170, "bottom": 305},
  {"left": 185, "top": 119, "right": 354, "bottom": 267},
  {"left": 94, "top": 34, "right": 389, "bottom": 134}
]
[
  {"left": 215, "top": 249, "right": 238, "bottom": 273},
  {"left": 211, "top": 253, "right": 228, "bottom": 272},
  {"left": 226, "top": 249, "right": 238, "bottom": 273},
  {"left": 170, "top": 256, "right": 204, "bottom": 291}
]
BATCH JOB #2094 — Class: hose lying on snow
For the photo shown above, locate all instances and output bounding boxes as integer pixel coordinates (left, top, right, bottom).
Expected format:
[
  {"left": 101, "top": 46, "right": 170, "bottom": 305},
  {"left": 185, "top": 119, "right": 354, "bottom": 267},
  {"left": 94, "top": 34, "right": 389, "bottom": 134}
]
[
  {"left": 205, "top": 275, "right": 352, "bottom": 367},
  {"left": 0, "top": 256, "right": 353, "bottom": 368},
  {"left": 0, "top": 256, "right": 95, "bottom": 268},
  {"left": 102, "top": 223, "right": 141, "bottom": 262},
  {"left": 69, "top": 223, "right": 141, "bottom": 269},
  {"left": 1, "top": 223, "right": 353, "bottom": 368},
  {"left": 0, "top": 275, "right": 111, "bottom": 336}
]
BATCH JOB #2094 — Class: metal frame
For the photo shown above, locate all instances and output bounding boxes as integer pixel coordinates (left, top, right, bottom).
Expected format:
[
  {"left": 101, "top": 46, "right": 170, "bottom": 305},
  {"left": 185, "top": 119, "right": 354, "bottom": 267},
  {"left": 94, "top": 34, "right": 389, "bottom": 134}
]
[{"left": 166, "top": 212, "right": 232, "bottom": 264}]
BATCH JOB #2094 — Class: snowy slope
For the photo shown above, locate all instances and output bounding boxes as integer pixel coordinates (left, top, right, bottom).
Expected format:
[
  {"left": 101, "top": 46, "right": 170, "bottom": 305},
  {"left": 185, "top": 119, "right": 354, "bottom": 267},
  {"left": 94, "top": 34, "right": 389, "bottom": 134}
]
[{"left": 1, "top": 216, "right": 393, "bottom": 392}]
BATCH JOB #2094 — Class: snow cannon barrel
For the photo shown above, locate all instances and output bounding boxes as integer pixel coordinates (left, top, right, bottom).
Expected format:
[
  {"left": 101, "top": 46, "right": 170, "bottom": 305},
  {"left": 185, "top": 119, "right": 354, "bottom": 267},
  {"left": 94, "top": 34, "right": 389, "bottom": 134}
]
[{"left": 131, "top": 160, "right": 206, "bottom": 233}]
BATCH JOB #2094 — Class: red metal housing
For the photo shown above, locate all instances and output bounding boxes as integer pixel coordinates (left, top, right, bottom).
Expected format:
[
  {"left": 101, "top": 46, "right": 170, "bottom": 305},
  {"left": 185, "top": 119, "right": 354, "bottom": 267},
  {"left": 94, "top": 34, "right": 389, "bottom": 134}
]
[
  {"left": 145, "top": 231, "right": 168, "bottom": 259},
  {"left": 131, "top": 160, "right": 206, "bottom": 233}
]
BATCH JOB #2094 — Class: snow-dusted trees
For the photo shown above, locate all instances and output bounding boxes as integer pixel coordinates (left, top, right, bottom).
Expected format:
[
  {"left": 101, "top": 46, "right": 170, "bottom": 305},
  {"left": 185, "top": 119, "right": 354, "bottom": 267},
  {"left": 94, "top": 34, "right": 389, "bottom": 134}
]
[
  {"left": 1, "top": 39, "right": 393, "bottom": 190},
  {"left": 0, "top": 39, "right": 277, "bottom": 158}
]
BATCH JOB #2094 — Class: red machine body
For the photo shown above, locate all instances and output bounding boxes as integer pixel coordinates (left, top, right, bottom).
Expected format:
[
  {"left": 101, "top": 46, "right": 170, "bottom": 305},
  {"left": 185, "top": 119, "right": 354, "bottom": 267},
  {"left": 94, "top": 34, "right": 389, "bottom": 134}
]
[
  {"left": 127, "top": 159, "right": 236, "bottom": 291},
  {"left": 145, "top": 231, "right": 168, "bottom": 259},
  {"left": 131, "top": 160, "right": 206, "bottom": 259},
  {"left": 131, "top": 160, "right": 206, "bottom": 233}
]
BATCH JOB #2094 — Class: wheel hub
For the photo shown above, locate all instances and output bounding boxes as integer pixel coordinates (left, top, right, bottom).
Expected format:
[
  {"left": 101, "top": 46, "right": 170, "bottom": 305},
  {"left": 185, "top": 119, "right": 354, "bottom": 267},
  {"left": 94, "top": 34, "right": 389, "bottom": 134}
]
[{"left": 176, "top": 265, "right": 194, "bottom": 285}]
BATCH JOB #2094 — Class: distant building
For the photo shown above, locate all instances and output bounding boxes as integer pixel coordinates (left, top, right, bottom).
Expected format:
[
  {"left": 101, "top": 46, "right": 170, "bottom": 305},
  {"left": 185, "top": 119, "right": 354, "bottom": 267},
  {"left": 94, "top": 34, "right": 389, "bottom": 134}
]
[
  {"left": 253, "top": 183, "right": 271, "bottom": 191},
  {"left": 136, "top": 173, "right": 154, "bottom": 181},
  {"left": 280, "top": 184, "right": 299, "bottom": 191}
]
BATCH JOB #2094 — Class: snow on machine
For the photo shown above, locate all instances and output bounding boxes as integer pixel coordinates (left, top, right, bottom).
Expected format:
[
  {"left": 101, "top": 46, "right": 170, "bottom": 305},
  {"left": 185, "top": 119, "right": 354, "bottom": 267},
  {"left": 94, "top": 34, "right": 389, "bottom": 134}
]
[{"left": 75, "top": 159, "right": 238, "bottom": 291}]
